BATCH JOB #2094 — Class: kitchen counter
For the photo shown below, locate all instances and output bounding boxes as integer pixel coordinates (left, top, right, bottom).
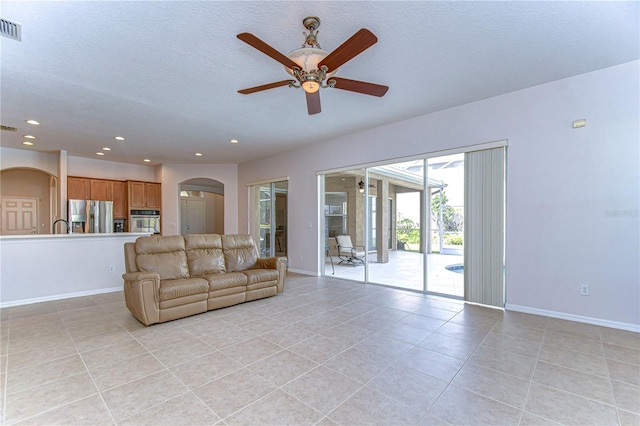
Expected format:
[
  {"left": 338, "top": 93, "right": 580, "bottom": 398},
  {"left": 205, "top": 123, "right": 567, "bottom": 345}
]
[
  {"left": 0, "top": 232, "right": 150, "bottom": 241},
  {"left": 0, "top": 232, "right": 152, "bottom": 307}
]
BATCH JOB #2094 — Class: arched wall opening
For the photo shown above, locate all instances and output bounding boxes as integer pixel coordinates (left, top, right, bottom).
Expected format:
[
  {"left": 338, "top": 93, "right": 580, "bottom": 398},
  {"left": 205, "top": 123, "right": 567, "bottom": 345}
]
[
  {"left": 178, "top": 178, "right": 224, "bottom": 235},
  {"left": 0, "top": 167, "right": 59, "bottom": 235}
]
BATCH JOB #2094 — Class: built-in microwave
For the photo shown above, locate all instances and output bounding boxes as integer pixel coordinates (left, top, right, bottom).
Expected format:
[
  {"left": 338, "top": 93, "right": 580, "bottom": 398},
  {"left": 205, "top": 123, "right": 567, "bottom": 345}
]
[{"left": 129, "top": 210, "right": 160, "bottom": 234}]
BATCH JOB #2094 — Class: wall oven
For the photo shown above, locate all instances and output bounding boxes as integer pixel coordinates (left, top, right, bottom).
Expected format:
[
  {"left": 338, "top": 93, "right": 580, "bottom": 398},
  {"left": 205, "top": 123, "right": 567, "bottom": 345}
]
[{"left": 130, "top": 210, "right": 160, "bottom": 234}]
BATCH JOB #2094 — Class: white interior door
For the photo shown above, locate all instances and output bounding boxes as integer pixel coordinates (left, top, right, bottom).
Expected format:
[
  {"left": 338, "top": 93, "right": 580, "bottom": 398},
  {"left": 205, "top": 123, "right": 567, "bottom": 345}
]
[
  {"left": 1, "top": 197, "right": 38, "bottom": 235},
  {"left": 180, "top": 198, "right": 205, "bottom": 235}
]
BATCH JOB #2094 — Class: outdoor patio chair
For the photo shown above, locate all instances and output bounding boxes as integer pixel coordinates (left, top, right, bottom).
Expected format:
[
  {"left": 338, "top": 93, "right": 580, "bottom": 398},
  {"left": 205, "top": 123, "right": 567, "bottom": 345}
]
[{"left": 335, "top": 235, "right": 365, "bottom": 266}]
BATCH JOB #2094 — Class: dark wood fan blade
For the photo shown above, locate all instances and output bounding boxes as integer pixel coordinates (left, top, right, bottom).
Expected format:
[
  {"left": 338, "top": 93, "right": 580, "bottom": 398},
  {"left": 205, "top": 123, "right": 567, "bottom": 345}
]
[
  {"left": 238, "top": 80, "right": 295, "bottom": 94},
  {"left": 330, "top": 77, "right": 388, "bottom": 97},
  {"left": 318, "top": 29, "right": 378, "bottom": 73},
  {"left": 306, "top": 91, "right": 321, "bottom": 115},
  {"left": 237, "top": 33, "right": 300, "bottom": 70}
]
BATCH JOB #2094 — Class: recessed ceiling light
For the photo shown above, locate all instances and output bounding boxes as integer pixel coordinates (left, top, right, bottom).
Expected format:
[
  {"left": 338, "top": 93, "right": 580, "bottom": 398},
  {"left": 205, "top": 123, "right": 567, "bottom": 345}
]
[
  {"left": 96, "top": 152, "right": 105, "bottom": 156},
  {"left": 143, "top": 159, "right": 151, "bottom": 163},
  {"left": 230, "top": 139, "right": 239, "bottom": 144},
  {"left": 114, "top": 136, "right": 125, "bottom": 141},
  {"left": 102, "top": 147, "right": 111, "bottom": 151},
  {"left": 22, "top": 141, "right": 34, "bottom": 146},
  {"left": 25, "top": 119, "right": 40, "bottom": 126},
  {"left": 23, "top": 134, "right": 36, "bottom": 139},
  {"left": 195, "top": 153, "right": 203, "bottom": 157}
]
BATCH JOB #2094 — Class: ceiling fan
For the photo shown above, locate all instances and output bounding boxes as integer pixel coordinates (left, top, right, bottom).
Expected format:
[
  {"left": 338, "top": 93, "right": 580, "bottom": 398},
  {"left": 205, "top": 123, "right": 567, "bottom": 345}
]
[{"left": 237, "top": 16, "right": 388, "bottom": 115}]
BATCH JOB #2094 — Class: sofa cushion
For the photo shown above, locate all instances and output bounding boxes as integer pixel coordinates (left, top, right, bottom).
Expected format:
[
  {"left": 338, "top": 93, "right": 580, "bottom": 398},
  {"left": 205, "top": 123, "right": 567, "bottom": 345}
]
[
  {"left": 205, "top": 272, "right": 248, "bottom": 291},
  {"left": 221, "top": 234, "right": 259, "bottom": 272},
  {"left": 159, "top": 277, "right": 209, "bottom": 301},
  {"left": 243, "top": 269, "right": 278, "bottom": 285},
  {"left": 135, "top": 235, "right": 189, "bottom": 280},
  {"left": 184, "top": 234, "right": 226, "bottom": 276}
]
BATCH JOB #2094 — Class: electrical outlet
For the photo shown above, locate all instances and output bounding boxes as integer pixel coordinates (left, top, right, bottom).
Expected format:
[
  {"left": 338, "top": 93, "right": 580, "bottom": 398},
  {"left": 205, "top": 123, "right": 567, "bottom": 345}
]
[
  {"left": 108, "top": 265, "right": 115, "bottom": 273},
  {"left": 580, "top": 283, "right": 589, "bottom": 296}
]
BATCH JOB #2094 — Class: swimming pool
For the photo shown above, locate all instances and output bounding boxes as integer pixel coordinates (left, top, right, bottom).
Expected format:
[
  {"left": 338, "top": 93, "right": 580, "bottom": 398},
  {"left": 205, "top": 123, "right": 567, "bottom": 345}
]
[{"left": 445, "top": 263, "right": 464, "bottom": 274}]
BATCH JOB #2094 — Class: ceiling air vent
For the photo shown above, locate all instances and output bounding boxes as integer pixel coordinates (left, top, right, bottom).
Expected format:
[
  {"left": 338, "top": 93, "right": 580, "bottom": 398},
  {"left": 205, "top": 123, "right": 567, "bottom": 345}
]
[
  {"left": 1, "top": 125, "right": 18, "bottom": 132},
  {"left": 0, "top": 18, "right": 21, "bottom": 42}
]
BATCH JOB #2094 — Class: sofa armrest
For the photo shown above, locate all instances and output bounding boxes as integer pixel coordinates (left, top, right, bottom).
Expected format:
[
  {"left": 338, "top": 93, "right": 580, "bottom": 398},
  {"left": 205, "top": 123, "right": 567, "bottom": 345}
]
[
  {"left": 122, "top": 271, "right": 161, "bottom": 326},
  {"left": 256, "top": 257, "right": 287, "bottom": 293}
]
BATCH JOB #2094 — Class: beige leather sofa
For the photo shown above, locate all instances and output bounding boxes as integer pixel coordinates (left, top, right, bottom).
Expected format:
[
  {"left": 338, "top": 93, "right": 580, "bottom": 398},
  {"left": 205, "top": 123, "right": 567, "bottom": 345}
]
[{"left": 123, "top": 234, "right": 287, "bottom": 326}]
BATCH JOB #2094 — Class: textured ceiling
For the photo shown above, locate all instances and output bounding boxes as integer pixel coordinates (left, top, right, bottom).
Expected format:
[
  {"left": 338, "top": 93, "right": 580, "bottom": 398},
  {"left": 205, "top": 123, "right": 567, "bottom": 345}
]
[{"left": 1, "top": 1, "right": 638, "bottom": 166}]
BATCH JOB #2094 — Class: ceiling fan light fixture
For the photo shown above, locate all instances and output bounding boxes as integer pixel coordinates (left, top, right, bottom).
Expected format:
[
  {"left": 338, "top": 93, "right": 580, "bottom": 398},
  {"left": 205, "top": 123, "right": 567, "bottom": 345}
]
[
  {"left": 358, "top": 179, "right": 366, "bottom": 193},
  {"left": 301, "top": 77, "right": 320, "bottom": 94}
]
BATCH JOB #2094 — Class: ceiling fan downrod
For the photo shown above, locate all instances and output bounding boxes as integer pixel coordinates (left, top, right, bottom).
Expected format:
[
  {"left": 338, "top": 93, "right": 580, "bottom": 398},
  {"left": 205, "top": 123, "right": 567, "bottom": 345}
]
[{"left": 301, "top": 16, "right": 322, "bottom": 49}]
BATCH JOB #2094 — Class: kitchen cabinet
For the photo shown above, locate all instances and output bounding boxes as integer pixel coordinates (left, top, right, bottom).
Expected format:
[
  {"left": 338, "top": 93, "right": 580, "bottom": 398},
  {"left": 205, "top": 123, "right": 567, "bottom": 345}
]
[
  {"left": 145, "top": 183, "right": 161, "bottom": 209},
  {"left": 67, "top": 177, "right": 127, "bottom": 218},
  {"left": 90, "top": 179, "right": 111, "bottom": 201},
  {"left": 67, "top": 177, "right": 90, "bottom": 200},
  {"left": 127, "top": 181, "right": 161, "bottom": 209},
  {"left": 110, "top": 181, "right": 126, "bottom": 218}
]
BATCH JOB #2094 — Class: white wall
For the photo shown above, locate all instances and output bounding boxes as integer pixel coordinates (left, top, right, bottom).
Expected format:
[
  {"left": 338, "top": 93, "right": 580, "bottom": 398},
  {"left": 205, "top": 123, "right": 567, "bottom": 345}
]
[
  {"left": 67, "top": 156, "right": 156, "bottom": 181},
  {"left": 0, "top": 147, "right": 60, "bottom": 176},
  {"left": 237, "top": 61, "right": 640, "bottom": 329},
  {"left": 159, "top": 164, "right": 238, "bottom": 236}
]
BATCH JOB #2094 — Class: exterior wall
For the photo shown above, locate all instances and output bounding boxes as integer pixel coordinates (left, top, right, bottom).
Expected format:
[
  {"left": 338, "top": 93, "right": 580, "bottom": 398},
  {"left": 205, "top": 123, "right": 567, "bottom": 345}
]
[{"left": 237, "top": 61, "right": 640, "bottom": 328}]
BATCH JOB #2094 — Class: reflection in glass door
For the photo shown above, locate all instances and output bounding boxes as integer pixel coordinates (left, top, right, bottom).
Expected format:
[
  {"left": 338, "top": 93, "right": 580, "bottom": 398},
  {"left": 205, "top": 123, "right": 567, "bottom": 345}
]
[{"left": 249, "top": 180, "right": 288, "bottom": 258}]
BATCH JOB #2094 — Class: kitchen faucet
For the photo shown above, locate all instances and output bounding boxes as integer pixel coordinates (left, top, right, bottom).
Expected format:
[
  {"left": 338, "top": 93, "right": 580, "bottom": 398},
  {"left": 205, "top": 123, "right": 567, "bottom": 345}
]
[{"left": 52, "top": 218, "right": 69, "bottom": 234}]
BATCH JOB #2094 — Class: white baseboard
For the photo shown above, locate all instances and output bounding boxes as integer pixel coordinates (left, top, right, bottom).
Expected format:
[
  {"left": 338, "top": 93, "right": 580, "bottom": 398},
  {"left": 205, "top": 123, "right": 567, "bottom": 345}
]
[
  {"left": 1, "top": 287, "right": 123, "bottom": 309},
  {"left": 505, "top": 303, "right": 640, "bottom": 333}
]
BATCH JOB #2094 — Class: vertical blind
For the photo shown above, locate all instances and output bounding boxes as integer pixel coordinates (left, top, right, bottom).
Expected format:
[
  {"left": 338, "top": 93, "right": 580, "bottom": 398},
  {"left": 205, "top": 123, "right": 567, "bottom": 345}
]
[{"left": 464, "top": 147, "right": 506, "bottom": 307}]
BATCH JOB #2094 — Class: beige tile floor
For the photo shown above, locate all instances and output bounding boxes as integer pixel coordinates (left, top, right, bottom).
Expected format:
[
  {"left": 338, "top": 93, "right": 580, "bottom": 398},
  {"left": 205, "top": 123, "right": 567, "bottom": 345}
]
[{"left": 1, "top": 273, "right": 639, "bottom": 425}]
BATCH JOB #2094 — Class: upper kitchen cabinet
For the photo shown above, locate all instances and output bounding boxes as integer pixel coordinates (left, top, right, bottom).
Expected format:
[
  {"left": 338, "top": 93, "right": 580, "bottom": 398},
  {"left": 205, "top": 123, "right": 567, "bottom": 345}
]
[
  {"left": 67, "top": 177, "right": 90, "bottom": 200},
  {"left": 66, "top": 177, "right": 127, "bottom": 218},
  {"left": 110, "top": 181, "right": 126, "bottom": 218},
  {"left": 67, "top": 177, "right": 112, "bottom": 200},
  {"left": 89, "top": 179, "right": 111, "bottom": 201},
  {"left": 128, "top": 181, "right": 161, "bottom": 209}
]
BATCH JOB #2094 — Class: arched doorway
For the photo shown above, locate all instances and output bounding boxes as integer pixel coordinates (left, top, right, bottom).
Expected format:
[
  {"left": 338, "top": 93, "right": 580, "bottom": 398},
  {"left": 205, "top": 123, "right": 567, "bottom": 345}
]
[
  {"left": 178, "top": 178, "right": 224, "bottom": 235},
  {"left": 0, "top": 168, "right": 59, "bottom": 235}
]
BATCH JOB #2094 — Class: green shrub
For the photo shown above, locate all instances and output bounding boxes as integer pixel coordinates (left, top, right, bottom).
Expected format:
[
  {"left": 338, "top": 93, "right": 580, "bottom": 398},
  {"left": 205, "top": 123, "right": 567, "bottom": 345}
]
[{"left": 444, "top": 233, "right": 463, "bottom": 245}]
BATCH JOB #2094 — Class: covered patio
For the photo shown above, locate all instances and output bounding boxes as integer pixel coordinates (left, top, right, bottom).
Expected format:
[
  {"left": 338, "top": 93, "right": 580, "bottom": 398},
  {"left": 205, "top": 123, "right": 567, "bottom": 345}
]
[{"left": 325, "top": 250, "right": 464, "bottom": 297}]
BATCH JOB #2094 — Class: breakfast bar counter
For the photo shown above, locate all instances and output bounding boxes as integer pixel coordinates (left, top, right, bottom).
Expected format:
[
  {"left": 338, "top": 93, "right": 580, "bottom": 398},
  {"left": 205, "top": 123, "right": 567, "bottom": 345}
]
[{"left": 0, "top": 233, "right": 150, "bottom": 307}]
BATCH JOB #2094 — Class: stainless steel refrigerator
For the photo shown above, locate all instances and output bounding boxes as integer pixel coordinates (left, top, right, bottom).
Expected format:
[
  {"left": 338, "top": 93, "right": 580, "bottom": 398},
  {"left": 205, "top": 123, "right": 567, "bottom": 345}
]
[{"left": 68, "top": 200, "right": 114, "bottom": 233}]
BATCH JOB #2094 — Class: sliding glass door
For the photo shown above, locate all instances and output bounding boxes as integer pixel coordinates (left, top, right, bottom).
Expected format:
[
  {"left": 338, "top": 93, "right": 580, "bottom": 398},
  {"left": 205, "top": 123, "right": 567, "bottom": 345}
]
[
  {"left": 249, "top": 180, "right": 288, "bottom": 258},
  {"left": 367, "top": 160, "right": 425, "bottom": 291},
  {"left": 320, "top": 143, "right": 505, "bottom": 306}
]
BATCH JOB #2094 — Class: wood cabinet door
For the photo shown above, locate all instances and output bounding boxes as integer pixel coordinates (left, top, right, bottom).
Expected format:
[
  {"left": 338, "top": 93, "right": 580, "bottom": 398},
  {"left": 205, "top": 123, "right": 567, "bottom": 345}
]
[
  {"left": 110, "top": 181, "right": 126, "bottom": 218},
  {"left": 67, "top": 177, "right": 90, "bottom": 200},
  {"left": 128, "top": 181, "right": 146, "bottom": 209},
  {"left": 90, "top": 179, "right": 111, "bottom": 201},
  {"left": 145, "top": 183, "right": 161, "bottom": 209}
]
